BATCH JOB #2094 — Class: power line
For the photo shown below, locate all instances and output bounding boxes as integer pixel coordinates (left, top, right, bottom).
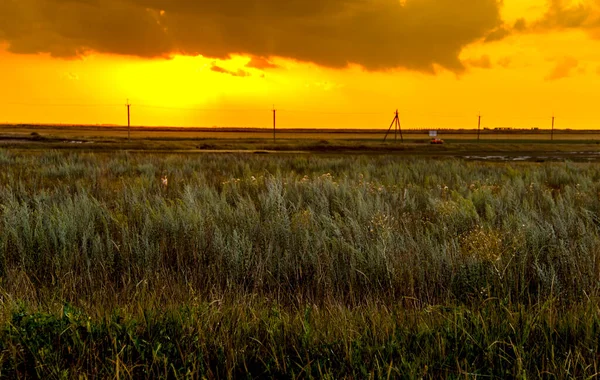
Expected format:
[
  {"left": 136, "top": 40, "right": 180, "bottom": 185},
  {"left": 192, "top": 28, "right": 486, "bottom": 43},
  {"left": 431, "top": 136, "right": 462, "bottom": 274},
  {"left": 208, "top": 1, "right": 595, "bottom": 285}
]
[
  {"left": 279, "top": 109, "right": 386, "bottom": 115},
  {"left": 4, "top": 101, "right": 600, "bottom": 128},
  {"left": 136, "top": 104, "right": 389, "bottom": 115},
  {"left": 135, "top": 104, "right": 268, "bottom": 112},
  {"left": 1, "top": 102, "right": 122, "bottom": 108},
  {"left": 0, "top": 101, "right": 269, "bottom": 112},
  {"left": 4, "top": 101, "right": 600, "bottom": 120}
]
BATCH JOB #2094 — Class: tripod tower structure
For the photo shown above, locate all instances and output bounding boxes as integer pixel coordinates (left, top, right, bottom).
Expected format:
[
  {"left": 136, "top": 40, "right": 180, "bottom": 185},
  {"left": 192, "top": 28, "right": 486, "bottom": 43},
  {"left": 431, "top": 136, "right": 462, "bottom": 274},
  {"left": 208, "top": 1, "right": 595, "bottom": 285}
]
[{"left": 384, "top": 109, "right": 403, "bottom": 143}]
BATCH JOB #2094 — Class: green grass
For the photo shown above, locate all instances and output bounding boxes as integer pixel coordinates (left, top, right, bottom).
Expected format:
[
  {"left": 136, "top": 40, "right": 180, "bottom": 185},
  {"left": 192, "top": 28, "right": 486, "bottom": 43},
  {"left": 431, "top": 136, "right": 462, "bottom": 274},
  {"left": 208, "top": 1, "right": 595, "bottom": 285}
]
[
  {"left": 0, "top": 150, "right": 600, "bottom": 377},
  {"left": 3, "top": 301, "right": 600, "bottom": 378}
]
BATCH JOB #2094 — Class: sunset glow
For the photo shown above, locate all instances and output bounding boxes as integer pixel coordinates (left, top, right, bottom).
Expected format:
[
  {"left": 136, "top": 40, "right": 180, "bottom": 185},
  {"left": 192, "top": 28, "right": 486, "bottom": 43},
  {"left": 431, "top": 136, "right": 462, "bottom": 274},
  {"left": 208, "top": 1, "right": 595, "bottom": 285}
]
[{"left": 2, "top": 0, "right": 600, "bottom": 129}]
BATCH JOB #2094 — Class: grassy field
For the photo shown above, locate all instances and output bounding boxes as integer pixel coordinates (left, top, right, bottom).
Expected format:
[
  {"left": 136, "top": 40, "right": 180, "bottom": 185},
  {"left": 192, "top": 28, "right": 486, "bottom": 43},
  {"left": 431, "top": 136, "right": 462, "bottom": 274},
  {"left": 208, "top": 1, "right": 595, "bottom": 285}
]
[
  {"left": 0, "top": 150, "right": 599, "bottom": 377},
  {"left": 3, "top": 124, "right": 600, "bottom": 142},
  {"left": 2, "top": 125, "right": 600, "bottom": 163}
]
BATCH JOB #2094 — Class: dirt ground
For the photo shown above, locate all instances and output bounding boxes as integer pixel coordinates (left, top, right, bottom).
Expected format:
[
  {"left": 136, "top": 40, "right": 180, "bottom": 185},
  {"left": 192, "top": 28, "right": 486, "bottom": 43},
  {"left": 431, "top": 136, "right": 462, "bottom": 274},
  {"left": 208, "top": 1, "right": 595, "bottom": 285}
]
[{"left": 1, "top": 124, "right": 600, "bottom": 161}]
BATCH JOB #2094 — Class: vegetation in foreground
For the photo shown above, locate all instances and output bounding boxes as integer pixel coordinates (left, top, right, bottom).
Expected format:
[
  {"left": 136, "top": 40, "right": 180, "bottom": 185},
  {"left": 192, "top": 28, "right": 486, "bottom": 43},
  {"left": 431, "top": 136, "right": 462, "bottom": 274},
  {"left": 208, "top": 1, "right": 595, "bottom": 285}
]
[{"left": 0, "top": 150, "right": 599, "bottom": 377}]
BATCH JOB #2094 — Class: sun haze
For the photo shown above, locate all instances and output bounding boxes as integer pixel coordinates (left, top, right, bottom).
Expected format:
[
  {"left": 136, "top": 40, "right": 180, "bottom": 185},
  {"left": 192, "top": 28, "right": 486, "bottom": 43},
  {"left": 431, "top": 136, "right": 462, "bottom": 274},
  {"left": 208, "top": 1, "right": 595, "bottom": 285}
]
[{"left": 1, "top": 0, "right": 600, "bottom": 129}]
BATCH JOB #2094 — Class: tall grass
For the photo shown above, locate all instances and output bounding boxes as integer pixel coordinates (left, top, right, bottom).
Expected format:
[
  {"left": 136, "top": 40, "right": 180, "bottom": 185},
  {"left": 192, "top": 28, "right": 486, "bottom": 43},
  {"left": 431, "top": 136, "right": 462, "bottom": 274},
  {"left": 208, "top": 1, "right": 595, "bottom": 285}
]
[
  {"left": 0, "top": 150, "right": 599, "bottom": 376},
  {"left": 0, "top": 152, "right": 598, "bottom": 306}
]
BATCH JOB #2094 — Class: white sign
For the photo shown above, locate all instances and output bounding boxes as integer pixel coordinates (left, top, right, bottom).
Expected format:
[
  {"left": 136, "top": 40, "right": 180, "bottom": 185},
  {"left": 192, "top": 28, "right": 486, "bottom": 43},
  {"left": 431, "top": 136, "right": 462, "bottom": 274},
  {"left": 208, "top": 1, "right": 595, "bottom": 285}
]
[{"left": 429, "top": 130, "right": 438, "bottom": 137}]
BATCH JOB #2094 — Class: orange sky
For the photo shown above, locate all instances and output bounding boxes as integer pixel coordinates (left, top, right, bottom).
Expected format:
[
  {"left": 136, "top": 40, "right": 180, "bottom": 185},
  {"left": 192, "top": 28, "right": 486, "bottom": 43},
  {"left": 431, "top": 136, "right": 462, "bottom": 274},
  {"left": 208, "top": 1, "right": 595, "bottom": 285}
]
[{"left": 1, "top": 0, "right": 600, "bottom": 130}]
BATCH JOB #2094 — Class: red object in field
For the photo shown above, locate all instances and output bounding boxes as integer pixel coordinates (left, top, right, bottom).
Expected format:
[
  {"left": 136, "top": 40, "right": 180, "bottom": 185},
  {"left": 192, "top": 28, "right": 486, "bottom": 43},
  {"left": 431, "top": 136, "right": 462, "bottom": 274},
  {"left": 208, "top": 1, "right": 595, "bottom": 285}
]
[{"left": 430, "top": 138, "right": 444, "bottom": 144}]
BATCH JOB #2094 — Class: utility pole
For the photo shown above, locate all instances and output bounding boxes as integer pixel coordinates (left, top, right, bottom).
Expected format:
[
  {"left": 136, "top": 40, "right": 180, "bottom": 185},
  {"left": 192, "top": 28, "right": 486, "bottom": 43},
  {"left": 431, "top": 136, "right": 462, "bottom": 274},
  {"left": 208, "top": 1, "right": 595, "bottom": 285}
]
[
  {"left": 126, "top": 99, "right": 131, "bottom": 142},
  {"left": 551, "top": 114, "right": 555, "bottom": 141},
  {"left": 383, "top": 109, "right": 403, "bottom": 143},
  {"left": 272, "top": 105, "right": 276, "bottom": 142},
  {"left": 477, "top": 113, "right": 481, "bottom": 142}
]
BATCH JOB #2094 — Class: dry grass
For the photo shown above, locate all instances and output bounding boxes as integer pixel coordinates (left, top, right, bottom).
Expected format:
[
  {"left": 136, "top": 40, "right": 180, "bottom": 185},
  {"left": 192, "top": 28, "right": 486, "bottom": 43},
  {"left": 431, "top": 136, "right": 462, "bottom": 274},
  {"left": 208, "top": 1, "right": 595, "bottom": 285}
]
[
  {"left": 0, "top": 150, "right": 599, "bottom": 377},
  {"left": 2, "top": 124, "right": 600, "bottom": 141}
]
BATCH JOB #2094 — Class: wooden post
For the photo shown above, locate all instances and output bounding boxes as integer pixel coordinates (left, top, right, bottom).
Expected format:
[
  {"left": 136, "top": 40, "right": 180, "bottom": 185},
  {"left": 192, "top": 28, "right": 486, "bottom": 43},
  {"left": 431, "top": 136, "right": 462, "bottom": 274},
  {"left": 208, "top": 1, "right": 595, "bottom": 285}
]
[
  {"left": 273, "top": 105, "right": 276, "bottom": 142},
  {"left": 127, "top": 99, "right": 131, "bottom": 142}
]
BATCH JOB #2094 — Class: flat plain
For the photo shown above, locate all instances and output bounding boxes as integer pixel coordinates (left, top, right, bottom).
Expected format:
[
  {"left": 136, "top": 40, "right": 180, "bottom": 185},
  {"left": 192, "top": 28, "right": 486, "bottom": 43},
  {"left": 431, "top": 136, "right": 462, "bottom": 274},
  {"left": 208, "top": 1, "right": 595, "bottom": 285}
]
[
  {"left": 3, "top": 124, "right": 600, "bottom": 141},
  {"left": 2, "top": 125, "right": 600, "bottom": 160}
]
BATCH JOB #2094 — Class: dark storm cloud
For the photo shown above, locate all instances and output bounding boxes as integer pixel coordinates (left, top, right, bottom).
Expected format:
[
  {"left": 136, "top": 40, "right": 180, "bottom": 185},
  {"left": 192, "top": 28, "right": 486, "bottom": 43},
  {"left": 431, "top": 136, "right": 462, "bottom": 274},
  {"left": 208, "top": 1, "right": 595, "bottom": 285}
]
[
  {"left": 0, "top": 0, "right": 503, "bottom": 72},
  {"left": 0, "top": 0, "right": 173, "bottom": 57}
]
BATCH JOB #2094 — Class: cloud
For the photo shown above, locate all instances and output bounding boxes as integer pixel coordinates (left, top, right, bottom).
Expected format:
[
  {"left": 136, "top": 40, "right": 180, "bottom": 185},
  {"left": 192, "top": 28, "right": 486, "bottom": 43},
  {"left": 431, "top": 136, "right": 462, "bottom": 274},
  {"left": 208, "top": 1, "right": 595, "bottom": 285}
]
[
  {"left": 0, "top": 0, "right": 173, "bottom": 58},
  {"left": 484, "top": 27, "right": 511, "bottom": 42},
  {"left": 513, "top": 18, "right": 527, "bottom": 31},
  {"left": 534, "top": 0, "right": 596, "bottom": 30},
  {"left": 210, "top": 64, "right": 251, "bottom": 78},
  {"left": 497, "top": 57, "right": 511, "bottom": 68},
  {"left": 481, "top": 1, "right": 600, "bottom": 44},
  {"left": 0, "top": 0, "right": 503, "bottom": 72},
  {"left": 516, "top": 0, "right": 600, "bottom": 36},
  {"left": 465, "top": 55, "right": 492, "bottom": 69},
  {"left": 483, "top": 16, "right": 528, "bottom": 43},
  {"left": 545, "top": 57, "right": 579, "bottom": 81},
  {"left": 246, "top": 56, "right": 279, "bottom": 70}
]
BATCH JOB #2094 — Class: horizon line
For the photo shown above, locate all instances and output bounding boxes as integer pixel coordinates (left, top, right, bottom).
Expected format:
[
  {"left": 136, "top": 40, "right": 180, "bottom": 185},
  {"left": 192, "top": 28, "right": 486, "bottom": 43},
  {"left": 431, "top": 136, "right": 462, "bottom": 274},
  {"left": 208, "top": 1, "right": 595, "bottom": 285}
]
[{"left": 0, "top": 123, "right": 597, "bottom": 133}]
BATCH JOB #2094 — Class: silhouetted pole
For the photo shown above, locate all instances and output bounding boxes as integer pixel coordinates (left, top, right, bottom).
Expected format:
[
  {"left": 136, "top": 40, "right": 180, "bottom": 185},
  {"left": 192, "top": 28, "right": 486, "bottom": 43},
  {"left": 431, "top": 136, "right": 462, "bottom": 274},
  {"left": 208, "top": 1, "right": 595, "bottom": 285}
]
[
  {"left": 397, "top": 110, "right": 403, "bottom": 142},
  {"left": 477, "top": 113, "right": 481, "bottom": 142},
  {"left": 126, "top": 99, "right": 131, "bottom": 142},
  {"left": 273, "top": 105, "right": 276, "bottom": 142},
  {"left": 384, "top": 109, "right": 403, "bottom": 143},
  {"left": 394, "top": 110, "right": 397, "bottom": 142},
  {"left": 551, "top": 115, "right": 555, "bottom": 141}
]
